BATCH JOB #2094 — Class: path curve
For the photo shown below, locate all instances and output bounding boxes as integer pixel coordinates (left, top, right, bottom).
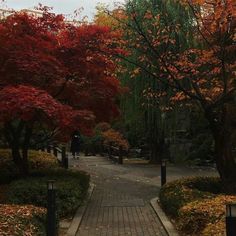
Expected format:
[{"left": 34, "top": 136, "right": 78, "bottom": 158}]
[{"left": 71, "top": 155, "right": 167, "bottom": 236}]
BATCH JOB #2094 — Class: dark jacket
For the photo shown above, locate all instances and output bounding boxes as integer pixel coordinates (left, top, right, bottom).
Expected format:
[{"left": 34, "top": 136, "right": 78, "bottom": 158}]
[{"left": 70, "top": 133, "right": 80, "bottom": 153}]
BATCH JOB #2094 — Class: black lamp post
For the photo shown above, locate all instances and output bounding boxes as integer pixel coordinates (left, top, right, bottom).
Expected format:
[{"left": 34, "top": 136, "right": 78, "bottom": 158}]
[
  {"left": 161, "top": 159, "right": 167, "bottom": 186},
  {"left": 226, "top": 203, "right": 236, "bottom": 236},
  {"left": 47, "top": 180, "right": 56, "bottom": 236}
]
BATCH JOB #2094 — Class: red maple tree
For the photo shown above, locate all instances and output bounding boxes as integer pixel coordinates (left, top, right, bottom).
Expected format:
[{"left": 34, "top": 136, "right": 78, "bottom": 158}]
[{"left": 0, "top": 9, "right": 123, "bottom": 174}]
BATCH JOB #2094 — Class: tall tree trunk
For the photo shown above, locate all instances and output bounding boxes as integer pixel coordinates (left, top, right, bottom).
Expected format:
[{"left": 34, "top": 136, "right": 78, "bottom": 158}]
[
  {"left": 11, "top": 144, "right": 28, "bottom": 176},
  {"left": 206, "top": 105, "right": 236, "bottom": 190},
  {"left": 213, "top": 128, "right": 236, "bottom": 183},
  {"left": 149, "top": 110, "right": 162, "bottom": 164},
  {"left": 12, "top": 144, "right": 22, "bottom": 167},
  {"left": 4, "top": 121, "right": 32, "bottom": 176},
  {"left": 21, "top": 126, "right": 32, "bottom": 176}
]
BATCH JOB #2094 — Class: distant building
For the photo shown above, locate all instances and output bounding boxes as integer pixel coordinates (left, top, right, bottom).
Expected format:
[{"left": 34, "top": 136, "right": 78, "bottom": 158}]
[
  {"left": 0, "top": 8, "right": 80, "bottom": 25},
  {"left": 0, "top": 9, "right": 14, "bottom": 19},
  {"left": 20, "top": 9, "right": 44, "bottom": 17}
]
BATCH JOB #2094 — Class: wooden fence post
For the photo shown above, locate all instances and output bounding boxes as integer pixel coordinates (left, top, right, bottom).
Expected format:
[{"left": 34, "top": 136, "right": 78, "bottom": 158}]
[
  {"left": 53, "top": 147, "right": 57, "bottom": 157},
  {"left": 118, "top": 146, "right": 123, "bottom": 164},
  {"left": 47, "top": 146, "right": 51, "bottom": 153},
  {"left": 61, "top": 146, "right": 66, "bottom": 168}
]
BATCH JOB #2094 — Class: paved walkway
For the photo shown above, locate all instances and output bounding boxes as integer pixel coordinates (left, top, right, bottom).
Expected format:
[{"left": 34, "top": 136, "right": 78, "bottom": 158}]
[{"left": 69, "top": 155, "right": 217, "bottom": 236}]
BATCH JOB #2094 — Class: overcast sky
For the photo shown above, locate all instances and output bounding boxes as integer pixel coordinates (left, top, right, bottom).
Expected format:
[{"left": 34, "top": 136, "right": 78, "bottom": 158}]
[{"left": 1, "top": 0, "right": 125, "bottom": 20}]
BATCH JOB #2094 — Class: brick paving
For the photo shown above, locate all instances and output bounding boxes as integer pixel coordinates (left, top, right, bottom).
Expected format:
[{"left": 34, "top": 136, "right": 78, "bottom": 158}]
[
  {"left": 70, "top": 155, "right": 167, "bottom": 236},
  {"left": 69, "top": 155, "right": 217, "bottom": 236}
]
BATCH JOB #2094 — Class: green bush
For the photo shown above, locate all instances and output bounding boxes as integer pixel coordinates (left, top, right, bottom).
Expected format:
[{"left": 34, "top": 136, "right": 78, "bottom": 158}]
[
  {"left": 188, "top": 133, "right": 213, "bottom": 161},
  {"left": 6, "top": 169, "right": 90, "bottom": 218},
  {"left": 159, "top": 177, "right": 216, "bottom": 217},
  {"left": 184, "top": 176, "right": 222, "bottom": 194},
  {"left": 0, "top": 149, "right": 58, "bottom": 184},
  {"left": 0, "top": 204, "right": 46, "bottom": 236}
]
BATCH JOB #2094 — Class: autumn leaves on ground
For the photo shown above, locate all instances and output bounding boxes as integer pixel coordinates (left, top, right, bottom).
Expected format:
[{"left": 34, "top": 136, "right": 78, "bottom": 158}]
[{"left": 0, "top": 0, "right": 236, "bottom": 235}]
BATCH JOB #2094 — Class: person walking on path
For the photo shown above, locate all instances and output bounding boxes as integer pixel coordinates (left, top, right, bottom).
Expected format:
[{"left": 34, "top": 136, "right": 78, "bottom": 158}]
[{"left": 70, "top": 131, "right": 81, "bottom": 159}]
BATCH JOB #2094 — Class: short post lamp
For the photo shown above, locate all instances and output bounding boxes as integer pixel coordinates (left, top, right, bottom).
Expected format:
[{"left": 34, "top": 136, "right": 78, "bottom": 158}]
[
  {"left": 226, "top": 203, "right": 236, "bottom": 236},
  {"left": 161, "top": 159, "right": 167, "bottom": 186},
  {"left": 47, "top": 180, "right": 56, "bottom": 236}
]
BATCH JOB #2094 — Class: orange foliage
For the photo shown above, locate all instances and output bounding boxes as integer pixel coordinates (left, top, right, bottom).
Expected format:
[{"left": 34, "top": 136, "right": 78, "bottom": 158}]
[
  {"left": 102, "top": 128, "right": 129, "bottom": 151},
  {"left": 95, "top": 122, "right": 111, "bottom": 132}
]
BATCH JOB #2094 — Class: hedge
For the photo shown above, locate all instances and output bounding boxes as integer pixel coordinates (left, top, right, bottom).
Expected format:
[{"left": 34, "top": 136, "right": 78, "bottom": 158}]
[
  {"left": 159, "top": 177, "right": 219, "bottom": 217},
  {"left": 159, "top": 176, "right": 236, "bottom": 235},
  {"left": 6, "top": 169, "right": 90, "bottom": 218},
  {"left": 179, "top": 195, "right": 236, "bottom": 235},
  {"left": 0, "top": 149, "right": 90, "bottom": 234},
  {"left": 0, "top": 149, "right": 58, "bottom": 184}
]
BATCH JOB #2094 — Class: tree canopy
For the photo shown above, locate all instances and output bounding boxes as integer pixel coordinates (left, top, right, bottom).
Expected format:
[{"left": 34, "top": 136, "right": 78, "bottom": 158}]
[{"left": 0, "top": 9, "right": 123, "bottom": 174}]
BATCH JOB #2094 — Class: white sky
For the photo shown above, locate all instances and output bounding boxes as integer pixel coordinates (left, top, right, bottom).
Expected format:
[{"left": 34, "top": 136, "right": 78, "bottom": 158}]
[{"left": 1, "top": 0, "right": 125, "bottom": 20}]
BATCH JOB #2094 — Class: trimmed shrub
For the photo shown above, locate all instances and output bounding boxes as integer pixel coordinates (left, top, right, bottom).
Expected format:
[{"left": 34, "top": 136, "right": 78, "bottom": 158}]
[
  {"left": 159, "top": 177, "right": 216, "bottom": 217},
  {"left": 0, "top": 204, "right": 46, "bottom": 236},
  {"left": 28, "top": 150, "right": 58, "bottom": 170},
  {"left": 159, "top": 176, "right": 236, "bottom": 235},
  {"left": 6, "top": 169, "right": 90, "bottom": 218},
  {"left": 178, "top": 195, "right": 236, "bottom": 234},
  {"left": 202, "top": 220, "right": 225, "bottom": 236},
  {"left": 0, "top": 149, "right": 58, "bottom": 184},
  {"left": 102, "top": 129, "right": 129, "bottom": 151},
  {"left": 184, "top": 176, "right": 222, "bottom": 194}
]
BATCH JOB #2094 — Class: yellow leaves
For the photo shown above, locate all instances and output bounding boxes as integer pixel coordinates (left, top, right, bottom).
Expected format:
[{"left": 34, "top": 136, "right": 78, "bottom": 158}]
[
  {"left": 102, "top": 128, "right": 129, "bottom": 150},
  {"left": 179, "top": 195, "right": 236, "bottom": 235},
  {"left": 94, "top": 6, "right": 126, "bottom": 28},
  {"left": 0, "top": 149, "right": 58, "bottom": 170},
  {"left": 0, "top": 204, "right": 46, "bottom": 236},
  {"left": 170, "top": 92, "right": 189, "bottom": 102},
  {"left": 130, "top": 67, "right": 141, "bottom": 78}
]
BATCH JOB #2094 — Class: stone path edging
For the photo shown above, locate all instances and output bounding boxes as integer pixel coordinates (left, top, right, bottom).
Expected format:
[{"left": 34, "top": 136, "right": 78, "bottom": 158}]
[
  {"left": 66, "top": 183, "right": 95, "bottom": 236},
  {"left": 150, "top": 197, "right": 179, "bottom": 236}
]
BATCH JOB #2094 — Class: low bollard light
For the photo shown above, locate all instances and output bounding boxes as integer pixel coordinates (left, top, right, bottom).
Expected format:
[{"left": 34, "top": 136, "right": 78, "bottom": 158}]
[
  {"left": 46, "top": 180, "right": 56, "bottom": 236},
  {"left": 226, "top": 203, "right": 236, "bottom": 236},
  {"left": 161, "top": 159, "right": 167, "bottom": 186}
]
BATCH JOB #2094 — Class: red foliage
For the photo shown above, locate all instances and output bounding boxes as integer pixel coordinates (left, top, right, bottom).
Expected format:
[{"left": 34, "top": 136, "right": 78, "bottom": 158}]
[
  {"left": 0, "top": 85, "right": 94, "bottom": 136},
  {"left": 0, "top": 10, "right": 123, "bottom": 137},
  {"left": 56, "top": 24, "right": 123, "bottom": 121}
]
